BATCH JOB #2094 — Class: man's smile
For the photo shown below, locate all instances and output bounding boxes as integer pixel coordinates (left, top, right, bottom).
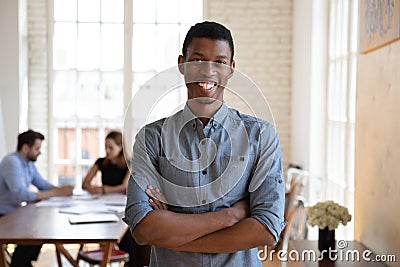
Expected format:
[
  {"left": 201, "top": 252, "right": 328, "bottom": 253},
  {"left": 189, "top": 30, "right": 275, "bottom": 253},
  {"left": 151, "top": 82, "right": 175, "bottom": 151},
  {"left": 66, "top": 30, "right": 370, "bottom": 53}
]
[{"left": 198, "top": 81, "right": 216, "bottom": 90}]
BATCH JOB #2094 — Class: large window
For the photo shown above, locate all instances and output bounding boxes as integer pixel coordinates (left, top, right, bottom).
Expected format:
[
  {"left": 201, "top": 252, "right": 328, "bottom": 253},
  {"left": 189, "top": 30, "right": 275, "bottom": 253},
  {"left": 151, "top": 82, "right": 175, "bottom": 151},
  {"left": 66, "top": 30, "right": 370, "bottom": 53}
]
[
  {"left": 52, "top": 0, "right": 202, "bottom": 187},
  {"left": 326, "top": 0, "right": 358, "bottom": 239}
]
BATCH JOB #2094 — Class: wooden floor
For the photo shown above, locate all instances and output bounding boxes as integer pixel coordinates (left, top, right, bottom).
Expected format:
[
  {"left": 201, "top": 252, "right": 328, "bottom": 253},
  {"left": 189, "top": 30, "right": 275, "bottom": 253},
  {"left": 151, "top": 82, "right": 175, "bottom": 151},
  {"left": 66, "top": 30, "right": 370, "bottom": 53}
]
[
  {"left": 30, "top": 244, "right": 287, "bottom": 267},
  {"left": 33, "top": 244, "right": 79, "bottom": 267}
]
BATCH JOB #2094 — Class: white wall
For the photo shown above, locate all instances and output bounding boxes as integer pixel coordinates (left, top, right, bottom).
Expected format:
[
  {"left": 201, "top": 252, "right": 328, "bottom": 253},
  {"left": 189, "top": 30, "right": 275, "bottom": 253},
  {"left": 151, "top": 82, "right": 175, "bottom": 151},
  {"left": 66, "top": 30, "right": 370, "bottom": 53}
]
[
  {"left": 0, "top": 96, "right": 6, "bottom": 158},
  {"left": 355, "top": 41, "right": 400, "bottom": 267},
  {"left": 0, "top": 0, "right": 22, "bottom": 153},
  {"left": 291, "top": 0, "right": 327, "bottom": 205},
  {"left": 291, "top": 0, "right": 312, "bottom": 170}
]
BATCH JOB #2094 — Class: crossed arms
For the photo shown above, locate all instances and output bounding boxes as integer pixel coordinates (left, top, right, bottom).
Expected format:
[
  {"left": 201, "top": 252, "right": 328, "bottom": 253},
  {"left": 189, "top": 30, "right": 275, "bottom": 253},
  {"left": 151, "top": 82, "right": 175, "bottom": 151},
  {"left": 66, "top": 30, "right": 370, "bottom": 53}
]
[
  {"left": 131, "top": 186, "right": 278, "bottom": 253},
  {"left": 126, "top": 123, "right": 285, "bottom": 254}
]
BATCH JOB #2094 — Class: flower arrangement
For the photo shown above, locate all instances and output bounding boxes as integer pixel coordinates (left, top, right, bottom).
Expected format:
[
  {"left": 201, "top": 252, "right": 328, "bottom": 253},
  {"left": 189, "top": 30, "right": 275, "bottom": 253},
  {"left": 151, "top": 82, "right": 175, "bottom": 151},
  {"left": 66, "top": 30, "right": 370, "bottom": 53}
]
[{"left": 306, "top": 200, "right": 352, "bottom": 230}]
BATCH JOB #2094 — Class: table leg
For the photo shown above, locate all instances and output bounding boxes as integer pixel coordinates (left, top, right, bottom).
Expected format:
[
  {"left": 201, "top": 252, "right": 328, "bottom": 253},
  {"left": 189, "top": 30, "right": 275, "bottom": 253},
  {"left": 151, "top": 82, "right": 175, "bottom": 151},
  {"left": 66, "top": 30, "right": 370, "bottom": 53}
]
[
  {"left": 100, "top": 242, "right": 113, "bottom": 267},
  {"left": 55, "top": 245, "right": 79, "bottom": 267},
  {"left": 55, "top": 245, "right": 63, "bottom": 267}
]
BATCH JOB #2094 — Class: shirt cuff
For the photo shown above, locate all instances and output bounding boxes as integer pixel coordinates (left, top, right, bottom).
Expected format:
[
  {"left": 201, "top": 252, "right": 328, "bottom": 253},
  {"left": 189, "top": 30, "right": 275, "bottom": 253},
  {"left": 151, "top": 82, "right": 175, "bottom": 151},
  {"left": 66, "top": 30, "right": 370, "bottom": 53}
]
[{"left": 251, "top": 213, "right": 286, "bottom": 242}]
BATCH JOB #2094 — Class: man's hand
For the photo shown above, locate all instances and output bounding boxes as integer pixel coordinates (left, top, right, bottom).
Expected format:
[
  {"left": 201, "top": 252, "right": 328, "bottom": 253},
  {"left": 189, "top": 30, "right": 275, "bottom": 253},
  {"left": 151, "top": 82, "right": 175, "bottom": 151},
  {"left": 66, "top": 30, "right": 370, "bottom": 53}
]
[
  {"left": 36, "top": 185, "right": 74, "bottom": 201},
  {"left": 145, "top": 185, "right": 168, "bottom": 210},
  {"left": 229, "top": 199, "right": 250, "bottom": 223},
  {"left": 55, "top": 185, "right": 74, "bottom": 196}
]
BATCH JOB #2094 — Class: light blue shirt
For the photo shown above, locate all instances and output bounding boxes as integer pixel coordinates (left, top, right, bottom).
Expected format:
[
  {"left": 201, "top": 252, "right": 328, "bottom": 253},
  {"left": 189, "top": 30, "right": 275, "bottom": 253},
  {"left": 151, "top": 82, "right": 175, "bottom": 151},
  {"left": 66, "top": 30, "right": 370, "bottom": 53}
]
[
  {"left": 0, "top": 152, "right": 52, "bottom": 215},
  {"left": 125, "top": 103, "right": 285, "bottom": 267}
]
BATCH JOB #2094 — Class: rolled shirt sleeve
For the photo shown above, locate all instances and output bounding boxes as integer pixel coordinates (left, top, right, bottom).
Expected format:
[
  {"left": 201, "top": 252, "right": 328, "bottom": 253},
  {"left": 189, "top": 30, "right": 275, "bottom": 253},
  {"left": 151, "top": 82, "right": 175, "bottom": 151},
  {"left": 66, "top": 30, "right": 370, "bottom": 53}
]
[
  {"left": 125, "top": 178, "right": 153, "bottom": 229},
  {"left": 124, "top": 127, "right": 161, "bottom": 230},
  {"left": 249, "top": 124, "right": 286, "bottom": 242}
]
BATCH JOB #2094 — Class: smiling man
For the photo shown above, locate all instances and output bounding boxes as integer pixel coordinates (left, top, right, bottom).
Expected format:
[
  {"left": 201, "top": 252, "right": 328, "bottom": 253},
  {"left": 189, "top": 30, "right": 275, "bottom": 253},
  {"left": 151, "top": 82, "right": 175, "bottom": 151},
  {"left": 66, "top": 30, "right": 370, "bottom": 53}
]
[{"left": 124, "top": 21, "right": 285, "bottom": 267}]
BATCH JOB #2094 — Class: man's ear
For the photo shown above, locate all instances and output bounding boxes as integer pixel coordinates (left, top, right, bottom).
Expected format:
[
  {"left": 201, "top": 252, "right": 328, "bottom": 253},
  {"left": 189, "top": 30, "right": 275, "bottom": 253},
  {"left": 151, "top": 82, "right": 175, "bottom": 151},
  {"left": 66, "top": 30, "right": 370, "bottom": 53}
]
[
  {"left": 227, "top": 59, "right": 235, "bottom": 79},
  {"left": 20, "top": 144, "right": 29, "bottom": 154},
  {"left": 178, "top": 55, "right": 184, "bottom": 74}
]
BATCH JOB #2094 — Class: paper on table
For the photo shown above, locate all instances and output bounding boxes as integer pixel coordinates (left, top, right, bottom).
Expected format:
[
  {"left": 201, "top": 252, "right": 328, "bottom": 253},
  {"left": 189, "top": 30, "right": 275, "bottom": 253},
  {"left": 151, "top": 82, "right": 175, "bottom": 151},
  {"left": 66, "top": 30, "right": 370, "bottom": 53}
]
[
  {"left": 36, "top": 197, "right": 73, "bottom": 207},
  {"left": 106, "top": 205, "right": 125, "bottom": 213},
  {"left": 59, "top": 205, "right": 123, "bottom": 215},
  {"left": 72, "top": 194, "right": 99, "bottom": 201},
  {"left": 68, "top": 214, "right": 119, "bottom": 224}
]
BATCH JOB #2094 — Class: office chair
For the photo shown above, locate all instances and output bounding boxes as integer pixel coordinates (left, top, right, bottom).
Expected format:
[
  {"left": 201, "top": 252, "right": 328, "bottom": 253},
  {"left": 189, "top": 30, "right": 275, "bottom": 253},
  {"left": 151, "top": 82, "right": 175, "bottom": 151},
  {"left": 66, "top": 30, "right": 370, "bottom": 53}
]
[
  {"left": 3, "top": 244, "right": 13, "bottom": 266},
  {"left": 76, "top": 243, "right": 129, "bottom": 267}
]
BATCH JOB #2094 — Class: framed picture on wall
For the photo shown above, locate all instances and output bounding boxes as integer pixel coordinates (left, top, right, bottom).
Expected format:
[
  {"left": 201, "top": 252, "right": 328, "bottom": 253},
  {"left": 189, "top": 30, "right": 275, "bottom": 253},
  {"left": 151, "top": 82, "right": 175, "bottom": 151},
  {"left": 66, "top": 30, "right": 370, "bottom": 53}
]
[{"left": 359, "top": 0, "right": 400, "bottom": 53}]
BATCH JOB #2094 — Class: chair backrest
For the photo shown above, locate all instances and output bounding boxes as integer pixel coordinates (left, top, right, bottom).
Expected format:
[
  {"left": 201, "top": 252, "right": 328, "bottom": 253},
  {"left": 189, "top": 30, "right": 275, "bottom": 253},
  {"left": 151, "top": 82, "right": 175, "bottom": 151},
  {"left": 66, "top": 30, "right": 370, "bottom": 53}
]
[
  {"left": 281, "top": 198, "right": 308, "bottom": 252},
  {"left": 284, "top": 168, "right": 308, "bottom": 222},
  {"left": 76, "top": 244, "right": 129, "bottom": 266},
  {"left": 3, "top": 244, "right": 13, "bottom": 266}
]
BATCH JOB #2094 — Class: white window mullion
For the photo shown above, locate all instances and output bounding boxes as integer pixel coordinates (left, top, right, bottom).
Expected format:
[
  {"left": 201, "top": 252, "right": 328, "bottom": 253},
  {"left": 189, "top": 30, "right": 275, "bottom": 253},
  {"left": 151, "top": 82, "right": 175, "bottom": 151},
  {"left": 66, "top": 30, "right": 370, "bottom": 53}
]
[
  {"left": 47, "top": 0, "right": 55, "bottom": 183},
  {"left": 326, "top": 0, "right": 357, "bottom": 240},
  {"left": 75, "top": 123, "right": 82, "bottom": 187},
  {"left": 123, "top": 0, "right": 133, "bottom": 151}
]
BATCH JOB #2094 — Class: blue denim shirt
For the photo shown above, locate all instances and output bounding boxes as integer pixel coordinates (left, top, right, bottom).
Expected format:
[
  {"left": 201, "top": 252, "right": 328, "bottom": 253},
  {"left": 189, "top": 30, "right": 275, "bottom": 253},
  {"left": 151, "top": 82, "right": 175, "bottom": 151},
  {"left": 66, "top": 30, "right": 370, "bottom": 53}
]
[
  {"left": 0, "top": 152, "right": 52, "bottom": 214},
  {"left": 125, "top": 103, "right": 285, "bottom": 267}
]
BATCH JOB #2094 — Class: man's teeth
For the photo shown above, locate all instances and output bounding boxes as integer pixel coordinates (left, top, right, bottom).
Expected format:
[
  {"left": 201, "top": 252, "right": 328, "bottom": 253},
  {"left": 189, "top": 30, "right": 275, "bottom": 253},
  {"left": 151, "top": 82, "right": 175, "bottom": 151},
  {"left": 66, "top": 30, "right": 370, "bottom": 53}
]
[{"left": 198, "top": 82, "right": 215, "bottom": 90}]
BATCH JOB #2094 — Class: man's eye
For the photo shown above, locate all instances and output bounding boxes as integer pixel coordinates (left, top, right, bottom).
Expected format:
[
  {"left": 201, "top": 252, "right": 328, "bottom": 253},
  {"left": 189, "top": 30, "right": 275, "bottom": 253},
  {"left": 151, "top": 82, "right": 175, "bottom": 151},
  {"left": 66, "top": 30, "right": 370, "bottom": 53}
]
[
  {"left": 193, "top": 59, "right": 203, "bottom": 62},
  {"left": 215, "top": 61, "right": 227, "bottom": 65}
]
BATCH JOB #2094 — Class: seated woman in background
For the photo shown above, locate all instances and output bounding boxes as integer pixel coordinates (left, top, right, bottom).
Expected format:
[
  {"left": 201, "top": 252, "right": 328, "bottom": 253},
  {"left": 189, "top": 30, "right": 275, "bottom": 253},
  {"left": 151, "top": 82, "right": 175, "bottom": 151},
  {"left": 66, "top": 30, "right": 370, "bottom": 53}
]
[
  {"left": 82, "top": 131, "right": 150, "bottom": 267},
  {"left": 82, "top": 131, "right": 129, "bottom": 195}
]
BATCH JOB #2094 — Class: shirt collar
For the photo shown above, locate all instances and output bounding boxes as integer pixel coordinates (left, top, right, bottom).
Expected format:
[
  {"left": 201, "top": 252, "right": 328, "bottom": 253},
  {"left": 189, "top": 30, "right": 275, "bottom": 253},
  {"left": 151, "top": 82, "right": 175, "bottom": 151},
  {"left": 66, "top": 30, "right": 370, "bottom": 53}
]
[{"left": 182, "top": 101, "right": 229, "bottom": 129}]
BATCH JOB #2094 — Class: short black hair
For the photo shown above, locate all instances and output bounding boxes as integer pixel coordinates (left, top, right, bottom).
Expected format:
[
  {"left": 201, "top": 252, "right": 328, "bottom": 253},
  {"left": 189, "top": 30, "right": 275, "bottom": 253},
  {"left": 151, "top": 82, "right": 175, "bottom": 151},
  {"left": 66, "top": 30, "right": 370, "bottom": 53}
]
[
  {"left": 17, "top": 130, "right": 44, "bottom": 151},
  {"left": 182, "top": 21, "right": 234, "bottom": 62}
]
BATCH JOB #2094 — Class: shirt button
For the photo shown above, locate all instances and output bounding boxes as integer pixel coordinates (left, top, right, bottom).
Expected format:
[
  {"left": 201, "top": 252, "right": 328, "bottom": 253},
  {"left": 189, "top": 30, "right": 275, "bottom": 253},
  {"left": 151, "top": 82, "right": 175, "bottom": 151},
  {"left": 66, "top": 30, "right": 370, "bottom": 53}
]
[{"left": 202, "top": 170, "right": 207, "bottom": 175}]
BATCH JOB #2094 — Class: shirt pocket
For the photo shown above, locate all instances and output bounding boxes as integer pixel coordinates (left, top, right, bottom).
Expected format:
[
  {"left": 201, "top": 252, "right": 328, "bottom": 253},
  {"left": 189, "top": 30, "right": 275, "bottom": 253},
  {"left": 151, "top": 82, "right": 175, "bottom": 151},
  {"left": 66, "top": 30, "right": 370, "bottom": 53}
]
[{"left": 218, "top": 155, "right": 255, "bottom": 199}]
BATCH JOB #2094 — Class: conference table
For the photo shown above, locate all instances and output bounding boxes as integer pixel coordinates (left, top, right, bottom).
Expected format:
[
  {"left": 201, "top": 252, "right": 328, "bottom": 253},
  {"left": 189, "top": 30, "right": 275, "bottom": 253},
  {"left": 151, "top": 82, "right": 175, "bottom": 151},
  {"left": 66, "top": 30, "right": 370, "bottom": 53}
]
[{"left": 0, "top": 193, "right": 128, "bottom": 267}]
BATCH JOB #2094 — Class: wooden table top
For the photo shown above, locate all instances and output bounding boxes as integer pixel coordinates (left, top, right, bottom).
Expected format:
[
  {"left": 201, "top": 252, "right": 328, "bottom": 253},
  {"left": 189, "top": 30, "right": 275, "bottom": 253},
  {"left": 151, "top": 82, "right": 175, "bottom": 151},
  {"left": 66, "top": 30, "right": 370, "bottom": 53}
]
[{"left": 0, "top": 194, "right": 127, "bottom": 244}]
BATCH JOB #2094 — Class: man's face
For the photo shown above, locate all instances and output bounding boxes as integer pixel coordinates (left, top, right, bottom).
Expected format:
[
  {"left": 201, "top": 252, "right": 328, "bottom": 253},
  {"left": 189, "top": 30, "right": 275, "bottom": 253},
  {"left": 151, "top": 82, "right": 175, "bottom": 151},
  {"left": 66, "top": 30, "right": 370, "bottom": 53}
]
[
  {"left": 27, "top": 139, "right": 42, "bottom": 162},
  {"left": 178, "top": 37, "right": 235, "bottom": 105}
]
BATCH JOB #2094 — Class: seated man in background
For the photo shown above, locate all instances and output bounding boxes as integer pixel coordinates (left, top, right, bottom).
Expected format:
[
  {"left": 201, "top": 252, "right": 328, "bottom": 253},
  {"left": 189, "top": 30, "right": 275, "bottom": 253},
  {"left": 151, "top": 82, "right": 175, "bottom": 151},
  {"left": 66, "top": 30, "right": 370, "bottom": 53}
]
[{"left": 0, "top": 129, "right": 73, "bottom": 267}]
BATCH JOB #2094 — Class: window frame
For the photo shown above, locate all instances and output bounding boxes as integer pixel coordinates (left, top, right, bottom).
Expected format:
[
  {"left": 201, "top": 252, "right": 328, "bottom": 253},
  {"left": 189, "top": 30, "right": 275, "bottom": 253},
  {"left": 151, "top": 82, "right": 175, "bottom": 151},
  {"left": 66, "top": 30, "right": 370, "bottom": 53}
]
[
  {"left": 325, "top": 0, "right": 358, "bottom": 240},
  {"left": 49, "top": 0, "right": 202, "bottom": 188}
]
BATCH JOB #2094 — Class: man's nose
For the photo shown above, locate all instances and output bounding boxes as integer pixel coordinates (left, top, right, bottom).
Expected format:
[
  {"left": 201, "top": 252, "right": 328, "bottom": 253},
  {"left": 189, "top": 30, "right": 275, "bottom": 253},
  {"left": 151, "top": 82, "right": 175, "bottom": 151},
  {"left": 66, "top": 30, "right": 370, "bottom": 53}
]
[{"left": 199, "top": 61, "right": 216, "bottom": 76}]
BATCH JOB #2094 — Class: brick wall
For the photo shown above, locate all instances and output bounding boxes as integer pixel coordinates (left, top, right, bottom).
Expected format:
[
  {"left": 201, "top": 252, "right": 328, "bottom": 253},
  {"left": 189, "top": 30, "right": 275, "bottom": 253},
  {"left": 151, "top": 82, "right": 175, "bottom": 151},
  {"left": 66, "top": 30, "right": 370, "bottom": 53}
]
[
  {"left": 27, "top": 0, "right": 49, "bottom": 177},
  {"left": 204, "top": 0, "right": 293, "bottom": 169}
]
